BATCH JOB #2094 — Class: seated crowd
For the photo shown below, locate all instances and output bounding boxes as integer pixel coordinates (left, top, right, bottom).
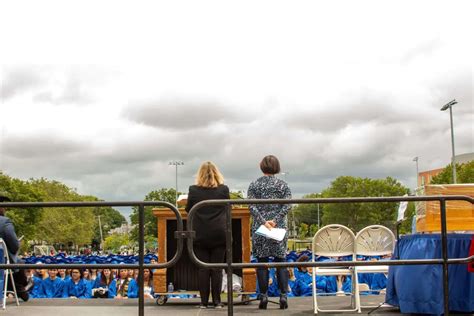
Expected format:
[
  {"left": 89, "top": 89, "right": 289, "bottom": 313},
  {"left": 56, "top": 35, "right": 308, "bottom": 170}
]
[
  {"left": 23, "top": 251, "right": 388, "bottom": 299},
  {"left": 262, "top": 253, "right": 389, "bottom": 298},
  {"left": 27, "top": 267, "right": 154, "bottom": 299}
]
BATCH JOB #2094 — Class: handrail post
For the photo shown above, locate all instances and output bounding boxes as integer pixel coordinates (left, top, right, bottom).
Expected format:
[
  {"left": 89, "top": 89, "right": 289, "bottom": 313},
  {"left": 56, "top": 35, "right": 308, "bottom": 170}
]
[
  {"left": 138, "top": 204, "right": 145, "bottom": 316},
  {"left": 226, "top": 203, "right": 234, "bottom": 316},
  {"left": 439, "top": 198, "right": 450, "bottom": 316}
]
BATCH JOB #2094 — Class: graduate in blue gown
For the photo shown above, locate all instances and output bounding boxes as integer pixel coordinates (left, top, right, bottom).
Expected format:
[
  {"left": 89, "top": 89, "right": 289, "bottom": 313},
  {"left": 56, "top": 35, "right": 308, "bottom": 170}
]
[
  {"left": 293, "top": 266, "right": 327, "bottom": 296},
  {"left": 287, "top": 268, "right": 297, "bottom": 297},
  {"left": 92, "top": 268, "right": 117, "bottom": 298},
  {"left": 62, "top": 269, "right": 89, "bottom": 298},
  {"left": 39, "top": 269, "right": 65, "bottom": 298},
  {"left": 58, "top": 268, "right": 71, "bottom": 282},
  {"left": 115, "top": 269, "right": 138, "bottom": 299},
  {"left": 30, "top": 268, "right": 45, "bottom": 298}
]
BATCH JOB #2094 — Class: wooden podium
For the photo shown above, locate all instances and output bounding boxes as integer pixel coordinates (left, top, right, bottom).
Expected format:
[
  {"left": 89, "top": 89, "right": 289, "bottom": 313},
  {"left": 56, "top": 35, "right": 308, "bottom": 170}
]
[{"left": 152, "top": 205, "right": 256, "bottom": 298}]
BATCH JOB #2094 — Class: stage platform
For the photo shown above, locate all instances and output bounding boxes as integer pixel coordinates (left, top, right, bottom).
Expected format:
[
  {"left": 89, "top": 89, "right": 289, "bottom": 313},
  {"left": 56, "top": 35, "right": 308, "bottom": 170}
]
[{"left": 1, "top": 295, "right": 409, "bottom": 315}]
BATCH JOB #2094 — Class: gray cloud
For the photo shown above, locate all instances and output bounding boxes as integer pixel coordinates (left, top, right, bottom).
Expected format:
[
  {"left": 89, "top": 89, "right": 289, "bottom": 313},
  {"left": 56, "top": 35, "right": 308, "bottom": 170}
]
[
  {"left": 1, "top": 65, "right": 112, "bottom": 106},
  {"left": 401, "top": 38, "right": 442, "bottom": 64},
  {"left": 122, "top": 97, "right": 252, "bottom": 130},
  {"left": 0, "top": 66, "right": 44, "bottom": 100}
]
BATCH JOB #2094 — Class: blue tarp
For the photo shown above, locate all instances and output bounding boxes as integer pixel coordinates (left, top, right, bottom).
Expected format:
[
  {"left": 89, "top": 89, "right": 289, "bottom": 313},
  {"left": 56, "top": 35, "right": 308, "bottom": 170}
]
[
  {"left": 25, "top": 253, "right": 158, "bottom": 265},
  {"left": 386, "top": 234, "right": 474, "bottom": 315}
]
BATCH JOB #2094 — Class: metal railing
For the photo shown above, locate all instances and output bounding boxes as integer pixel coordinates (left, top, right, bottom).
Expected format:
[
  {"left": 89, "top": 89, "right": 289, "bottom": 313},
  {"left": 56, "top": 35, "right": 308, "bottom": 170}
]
[
  {"left": 186, "top": 195, "right": 474, "bottom": 316},
  {"left": 0, "top": 201, "right": 183, "bottom": 316},
  {"left": 1, "top": 195, "right": 473, "bottom": 316}
]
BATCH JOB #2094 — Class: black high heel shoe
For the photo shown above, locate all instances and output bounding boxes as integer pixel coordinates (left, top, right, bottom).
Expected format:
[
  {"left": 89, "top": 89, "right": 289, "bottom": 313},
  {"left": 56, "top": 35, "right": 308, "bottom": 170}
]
[
  {"left": 259, "top": 294, "right": 268, "bottom": 309},
  {"left": 279, "top": 294, "right": 288, "bottom": 309}
]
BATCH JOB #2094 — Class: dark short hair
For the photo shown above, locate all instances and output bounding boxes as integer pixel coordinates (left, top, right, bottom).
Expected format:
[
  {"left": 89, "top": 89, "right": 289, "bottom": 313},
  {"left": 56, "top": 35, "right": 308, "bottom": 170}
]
[{"left": 260, "top": 155, "right": 281, "bottom": 174}]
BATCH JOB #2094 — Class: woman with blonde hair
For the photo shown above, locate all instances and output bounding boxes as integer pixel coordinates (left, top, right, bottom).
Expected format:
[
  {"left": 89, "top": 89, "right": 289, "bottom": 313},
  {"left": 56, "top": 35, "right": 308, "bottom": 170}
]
[{"left": 185, "top": 161, "right": 230, "bottom": 309}]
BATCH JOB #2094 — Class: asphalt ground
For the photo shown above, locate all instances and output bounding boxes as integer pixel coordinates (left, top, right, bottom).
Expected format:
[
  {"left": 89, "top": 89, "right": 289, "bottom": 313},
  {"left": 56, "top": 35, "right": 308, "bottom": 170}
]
[{"left": 1, "top": 295, "right": 410, "bottom": 316}]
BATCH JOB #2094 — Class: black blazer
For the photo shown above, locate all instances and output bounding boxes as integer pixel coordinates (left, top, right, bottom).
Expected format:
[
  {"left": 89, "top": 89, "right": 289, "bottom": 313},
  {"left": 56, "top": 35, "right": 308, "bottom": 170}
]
[{"left": 185, "top": 184, "right": 230, "bottom": 248}]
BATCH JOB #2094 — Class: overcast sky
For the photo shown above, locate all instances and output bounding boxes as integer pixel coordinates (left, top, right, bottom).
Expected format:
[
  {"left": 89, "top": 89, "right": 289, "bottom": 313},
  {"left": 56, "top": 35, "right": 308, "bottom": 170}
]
[{"left": 1, "top": 1, "right": 473, "bottom": 219}]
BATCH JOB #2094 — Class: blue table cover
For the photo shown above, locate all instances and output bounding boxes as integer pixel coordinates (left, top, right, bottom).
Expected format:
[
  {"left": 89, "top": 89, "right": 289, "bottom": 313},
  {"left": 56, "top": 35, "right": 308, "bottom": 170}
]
[{"left": 386, "top": 234, "right": 474, "bottom": 315}]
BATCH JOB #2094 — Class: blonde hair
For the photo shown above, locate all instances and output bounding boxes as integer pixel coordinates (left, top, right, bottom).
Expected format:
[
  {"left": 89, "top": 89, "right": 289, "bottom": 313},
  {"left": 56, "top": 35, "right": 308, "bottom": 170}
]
[{"left": 196, "top": 161, "right": 224, "bottom": 188}]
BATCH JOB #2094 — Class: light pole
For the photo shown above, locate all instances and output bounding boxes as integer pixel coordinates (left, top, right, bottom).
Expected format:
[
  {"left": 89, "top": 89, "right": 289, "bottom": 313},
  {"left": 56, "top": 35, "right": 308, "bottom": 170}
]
[
  {"left": 317, "top": 202, "right": 320, "bottom": 229},
  {"left": 413, "top": 156, "right": 419, "bottom": 187},
  {"left": 97, "top": 215, "right": 104, "bottom": 251},
  {"left": 440, "top": 99, "right": 458, "bottom": 183},
  {"left": 280, "top": 171, "right": 296, "bottom": 238},
  {"left": 169, "top": 161, "right": 184, "bottom": 207}
]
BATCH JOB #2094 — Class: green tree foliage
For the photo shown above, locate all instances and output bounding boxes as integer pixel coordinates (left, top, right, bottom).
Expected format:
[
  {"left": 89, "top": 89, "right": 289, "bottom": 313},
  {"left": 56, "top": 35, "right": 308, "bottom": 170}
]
[
  {"left": 292, "top": 192, "right": 323, "bottom": 226},
  {"left": 0, "top": 172, "right": 44, "bottom": 241},
  {"left": 320, "top": 176, "right": 409, "bottom": 231},
  {"left": 104, "top": 233, "right": 130, "bottom": 253},
  {"left": 1, "top": 171, "right": 126, "bottom": 248},
  {"left": 31, "top": 178, "right": 96, "bottom": 246},
  {"left": 129, "top": 188, "right": 179, "bottom": 242},
  {"left": 431, "top": 161, "right": 474, "bottom": 184},
  {"left": 298, "top": 223, "right": 309, "bottom": 239},
  {"left": 79, "top": 195, "right": 127, "bottom": 248}
]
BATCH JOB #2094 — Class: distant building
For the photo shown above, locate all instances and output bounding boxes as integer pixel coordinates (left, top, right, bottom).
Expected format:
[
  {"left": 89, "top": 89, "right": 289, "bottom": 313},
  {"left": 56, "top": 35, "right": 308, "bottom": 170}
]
[
  {"left": 109, "top": 223, "right": 135, "bottom": 235},
  {"left": 418, "top": 152, "right": 474, "bottom": 186}
]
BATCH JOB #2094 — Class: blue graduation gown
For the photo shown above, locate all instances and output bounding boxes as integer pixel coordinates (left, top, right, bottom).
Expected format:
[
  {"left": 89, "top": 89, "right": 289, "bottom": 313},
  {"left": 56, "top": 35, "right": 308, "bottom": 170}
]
[
  {"left": 40, "top": 277, "right": 65, "bottom": 298},
  {"left": 30, "top": 275, "right": 43, "bottom": 298},
  {"left": 63, "top": 278, "right": 89, "bottom": 298},
  {"left": 293, "top": 271, "right": 326, "bottom": 296},
  {"left": 92, "top": 278, "right": 117, "bottom": 298},
  {"left": 116, "top": 278, "right": 138, "bottom": 298}
]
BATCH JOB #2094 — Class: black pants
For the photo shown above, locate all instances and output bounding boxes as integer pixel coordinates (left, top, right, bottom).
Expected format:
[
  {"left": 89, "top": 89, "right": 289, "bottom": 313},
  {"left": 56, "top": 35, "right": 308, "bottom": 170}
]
[
  {"left": 256, "top": 257, "right": 288, "bottom": 295},
  {"left": 194, "top": 245, "right": 226, "bottom": 306},
  {"left": 6, "top": 268, "right": 28, "bottom": 293}
]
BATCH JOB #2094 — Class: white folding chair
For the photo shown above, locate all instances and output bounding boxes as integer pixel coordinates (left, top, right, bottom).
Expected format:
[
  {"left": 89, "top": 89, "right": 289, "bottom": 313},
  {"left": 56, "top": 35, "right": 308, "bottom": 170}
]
[
  {"left": 312, "top": 224, "right": 360, "bottom": 314},
  {"left": 354, "top": 225, "right": 395, "bottom": 308},
  {"left": 0, "top": 238, "right": 19, "bottom": 309}
]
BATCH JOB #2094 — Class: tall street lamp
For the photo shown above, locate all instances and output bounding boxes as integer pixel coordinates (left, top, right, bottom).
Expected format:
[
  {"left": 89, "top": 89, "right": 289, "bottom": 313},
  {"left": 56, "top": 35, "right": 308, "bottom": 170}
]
[
  {"left": 440, "top": 99, "right": 458, "bottom": 183},
  {"left": 280, "top": 171, "right": 296, "bottom": 237},
  {"left": 97, "top": 215, "right": 104, "bottom": 251},
  {"left": 413, "top": 156, "right": 419, "bottom": 187},
  {"left": 169, "top": 161, "right": 184, "bottom": 207}
]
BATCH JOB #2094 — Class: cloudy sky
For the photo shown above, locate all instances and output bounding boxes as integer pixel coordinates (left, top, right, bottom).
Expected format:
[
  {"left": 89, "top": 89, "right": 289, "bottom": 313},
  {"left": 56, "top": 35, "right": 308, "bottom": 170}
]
[{"left": 1, "top": 1, "right": 473, "bottom": 219}]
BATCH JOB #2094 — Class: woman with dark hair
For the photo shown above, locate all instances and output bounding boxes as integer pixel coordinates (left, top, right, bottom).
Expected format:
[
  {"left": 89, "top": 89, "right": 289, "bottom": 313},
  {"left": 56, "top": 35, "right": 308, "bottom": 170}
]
[
  {"left": 185, "top": 161, "right": 230, "bottom": 309},
  {"left": 115, "top": 268, "right": 138, "bottom": 299},
  {"left": 248, "top": 155, "right": 292, "bottom": 309},
  {"left": 92, "top": 268, "right": 117, "bottom": 298},
  {"left": 62, "top": 269, "right": 90, "bottom": 298},
  {"left": 142, "top": 268, "right": 154, "bottom": 299}
]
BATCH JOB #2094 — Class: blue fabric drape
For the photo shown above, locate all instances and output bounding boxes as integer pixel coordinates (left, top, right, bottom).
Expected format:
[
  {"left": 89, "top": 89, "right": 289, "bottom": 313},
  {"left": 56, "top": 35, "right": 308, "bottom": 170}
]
[{"left": 386, "top": 234, "right": 474, "bottom": 315}]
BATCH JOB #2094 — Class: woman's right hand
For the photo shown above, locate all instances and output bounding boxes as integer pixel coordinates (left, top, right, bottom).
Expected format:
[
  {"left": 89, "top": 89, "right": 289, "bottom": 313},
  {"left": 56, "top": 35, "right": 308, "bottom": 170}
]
[{"left": 264, "top": 220, "right": 276, "bottom": 230}]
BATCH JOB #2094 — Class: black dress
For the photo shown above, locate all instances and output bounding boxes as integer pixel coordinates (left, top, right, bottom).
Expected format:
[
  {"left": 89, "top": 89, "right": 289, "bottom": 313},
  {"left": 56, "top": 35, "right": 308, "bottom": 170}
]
[
  {"left": 184, "top": 184, "right": 230, "bottom": 307},
  {"left": 185, "top": 184, "right": 230, "bottom": 248}
]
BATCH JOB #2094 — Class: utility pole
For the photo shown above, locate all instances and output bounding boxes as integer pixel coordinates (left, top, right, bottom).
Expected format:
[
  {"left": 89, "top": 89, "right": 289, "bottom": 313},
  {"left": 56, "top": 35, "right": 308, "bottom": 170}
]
[
  {"left": 97, "top": 215, "right": 104, "bottom": 251},
  {"left": 169, "top": 161, "right": 184, "bottom": 207}
]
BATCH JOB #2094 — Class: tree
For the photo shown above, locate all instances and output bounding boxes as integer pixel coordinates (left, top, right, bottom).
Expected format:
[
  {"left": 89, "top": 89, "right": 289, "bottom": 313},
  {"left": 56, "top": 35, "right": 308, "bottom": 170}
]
[
  {"left": 431, "top": 161, "right": 474, "bottom": 184},
  {"left": 129, "top": 188, "right": 179, "bottom": 242},
  {"left": 298, "top": 223, "right": 309, "bottom": 239},
  {"left": 292, "top": 192, "right": 323, "bottom": 226},
  {"left": 79, "top": 195, "right": 127, "bottom": 249},
  {"left": 104, "top": 233, "right": 130, "bottom": 253},
  {"left": 320, "top": 176, "right": 409, "bottom": 231},
  {"left": 32, "top": 178, "right": 96, "bottom": 247},
  {"left": 0, "top": 172, "right": 44, "bottom": 241}
]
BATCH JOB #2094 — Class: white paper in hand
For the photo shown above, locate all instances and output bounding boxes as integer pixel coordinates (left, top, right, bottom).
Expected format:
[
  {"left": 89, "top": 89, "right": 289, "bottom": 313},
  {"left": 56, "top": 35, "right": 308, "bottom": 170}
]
[{"left": 256, "top": 225, "right": 287, "bottom": 242}]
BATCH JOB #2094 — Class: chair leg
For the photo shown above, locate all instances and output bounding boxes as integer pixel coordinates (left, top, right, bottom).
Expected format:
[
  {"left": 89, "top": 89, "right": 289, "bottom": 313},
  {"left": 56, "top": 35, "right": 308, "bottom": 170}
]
[
  {"left": 8, "top": 270, "right": 19, "bottom": 306},
  {"left": 312, "top": 270, "right": 318, "bottom": 314},
  {"left": 353, "top": 271, "right": 361, "bottom": 313},
  {"left": 3, "top": 269, "right": 8, "bottom": 309}
]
